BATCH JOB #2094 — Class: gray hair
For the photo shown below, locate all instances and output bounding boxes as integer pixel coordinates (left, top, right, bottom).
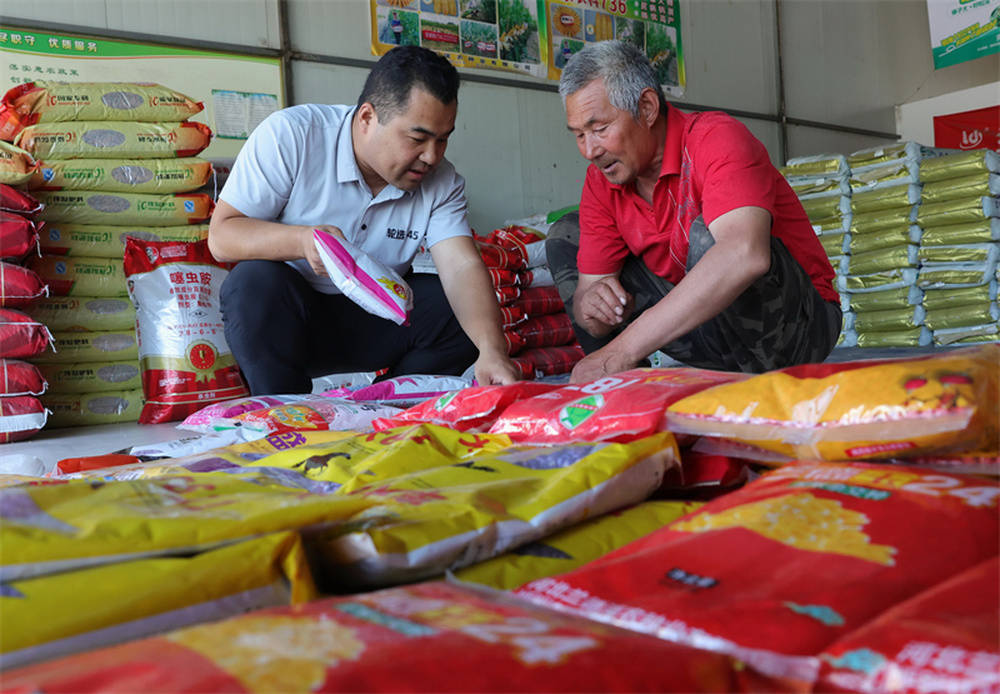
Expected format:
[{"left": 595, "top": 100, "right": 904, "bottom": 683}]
[{"left": 558, "top": 40, "right": 664, "bottom": 120}]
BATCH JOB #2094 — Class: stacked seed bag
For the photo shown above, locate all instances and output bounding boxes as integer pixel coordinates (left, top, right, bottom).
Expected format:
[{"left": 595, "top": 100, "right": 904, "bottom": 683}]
[
  {"left": 0, "top": 171, "right": 52, "bottom": 443},
  {"left": 0, "top": 82, "right": 213, "bottom": 427},
  {"left": 915, "top": 149, "right": 1000, "bottom": 346},
  {"left": 779, "top": 153, "right": 852, "bottom": 342}
]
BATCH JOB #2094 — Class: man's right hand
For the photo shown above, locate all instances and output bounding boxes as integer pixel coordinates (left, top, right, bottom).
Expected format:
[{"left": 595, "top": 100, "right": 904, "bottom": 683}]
[
  {"left": 302, "top": 224, "right": 347, "bottom": 277},
  {"left": 576, "top": 275, "right": 634, "bottom": 336}
]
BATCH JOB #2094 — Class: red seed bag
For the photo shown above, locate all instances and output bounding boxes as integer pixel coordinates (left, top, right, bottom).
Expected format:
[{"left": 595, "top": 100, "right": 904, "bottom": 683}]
[
  {"left": 0, "top": 183, "right": 42, "bottom": 215},
  {"left": 516, "top": 462, "right": 1000, "bottom": 687},
  {"left": 509, "top": 313, "right": 576, "bottom": 350},
  {"left": 372, "top": 381, "right": 564, "bottom": 433},
  {"left": 0, "top": 394, "right": 47, "bottom": 442},
  {"left": 1, "top": 212, "right": 40, "bottom": 260},
  {"left": 0, "top": 580, "right": 762, "bottom": 693},
  {"left": 494, "top": 284, "right": 520, "bottom": 306},
  {"left": 816, "top": 556, "right": 999, "bottom": 693},
  {"left": 515, "top": 286, "right": 564, "bottom": 316},
  {"left": 0, "top": 308, "right": 53, "bottom": 359},
  {"left": 123, "top": 238, "right": 248, "bottom": 424},
  {"left": 0, "top": 359, "right": 47, "bottom": 395},
  {"left": 477, "top": 240, "right": 527, "bottom": 271},
  {"left": 489, "top": 368, "right": 746, "bottom": 444},
  {"left": 0, "top": 261, "right": 48, "bottom": 307}
]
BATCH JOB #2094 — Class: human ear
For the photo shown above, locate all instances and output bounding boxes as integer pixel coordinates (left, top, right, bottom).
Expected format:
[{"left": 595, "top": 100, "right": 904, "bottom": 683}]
[
  {"left": 639, "top": 88, "right": 659, "bottom": 127},
  {"left": 357, "top": 102, "right": 378, "bottom": 132}
]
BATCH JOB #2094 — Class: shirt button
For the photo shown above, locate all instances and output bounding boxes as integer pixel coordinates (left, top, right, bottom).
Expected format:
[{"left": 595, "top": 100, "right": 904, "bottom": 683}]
[{"left": 361, "top": 224, "right": 367, "bottom": 230}]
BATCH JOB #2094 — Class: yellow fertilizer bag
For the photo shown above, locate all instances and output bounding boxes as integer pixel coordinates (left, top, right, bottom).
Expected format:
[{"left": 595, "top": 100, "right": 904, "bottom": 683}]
[
  {"left": 28, "top": 157, "right": 212, "bottom": 194},
  {"left": 34, "top": 329, "right": 137, "bottom": 363},
  {"left": 0, "top": 81, "right": 203, "bottom": 139},
  {"left": 39, "top": 222, "right": 209, "bottom": 257},
  {"left": 24, "top": 296, "right": 135, "bottom": 332},
  {"left": 665, "top": 344, "right": 999, "bottom": 462},
  {"left": 42, "top": 387, "right": 144, "bottom": 427},
  {"left": 15, "top": 121, "right": 212, "bottom": 160},
  {"left": 855, "top": 328, "right": 930, "bottom": 349},
  {"left": 0, "top": 469, "right": 377, "bottom": 582},
  {"left": 38, "top": 360, "right": 142, "bottom": 394},
  {"left": 33, "top": 191, "right": 213, "bottom": 226},
  {"left": 308, "top": 430, "right": 680, "bottom": 590},
  {"left": 25, "top": 255, "right": 127, "bottom": 297},
  {"left": 454, "top": 500, "right": 702, "bottom": 590},
  {"left": 0, "top": 531, "right": 316, "bottom": 669},
  {"left": 0, "top": 140, "right": 39, "bottom": 185}
]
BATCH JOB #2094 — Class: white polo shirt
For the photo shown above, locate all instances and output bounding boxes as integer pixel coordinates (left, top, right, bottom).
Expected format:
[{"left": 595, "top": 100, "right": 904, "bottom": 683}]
[{"left": 219, "top": 103, "right": 472, "bottom": 294}]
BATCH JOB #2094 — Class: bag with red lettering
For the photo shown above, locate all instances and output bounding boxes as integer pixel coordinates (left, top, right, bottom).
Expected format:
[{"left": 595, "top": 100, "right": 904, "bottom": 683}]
[
  {"left": 178, "top": 394, "right": 318, "bottom": 434},
  {"left": 489, "top": 368, "right": 749, "bottom": 444},
  {"left": 0, "top": 394, "right": 47, "bottom": 443},
  {"left": 0, "top": 261, "right": 47, "bottom": 308},
  {"left": 124, "top": 238, "right": 249, "bottom": 424},
  {"left": 483, "top": 224, "right": 545, "bottom": 249},
  {"left": 1, "top": 212, "right": 40, "bottom": 260},
  {"left": 516, "top": 462, "right": 1000, "bottom": 688},
  {"left": 228, "top": 395, "right": 401, "bottom": 437},
  {"left": 0, "top": 580, "right": 759, "bottom": 693},
  {"left": 0, "top": 359, "right": 47, "bottom": 396},
  {"left": 477, "top": 240, "right": 526, "bottom": 271},
  {"left": 816, "top": 556, "right": 999, "bottom": 694},
  {"left": 0, "top": 308, "right": 53, "bottom": 359},
  {"left": 372, "top": 382, "right": 563, "bottom": 433},
  {"left": 515, "top": 286, "right": 564, "bottom": 316},
  {"left": 0, "top": 183, "right": 42, "bottom": 215}
]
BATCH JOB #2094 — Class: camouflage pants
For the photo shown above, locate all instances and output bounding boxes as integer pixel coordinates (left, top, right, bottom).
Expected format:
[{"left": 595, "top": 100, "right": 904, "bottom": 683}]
[{"left": 545, "top": 212, "right": 842, "bottom": 373}]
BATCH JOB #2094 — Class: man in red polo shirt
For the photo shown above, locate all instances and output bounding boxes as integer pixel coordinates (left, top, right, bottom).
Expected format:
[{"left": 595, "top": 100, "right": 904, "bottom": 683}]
[{"left": 548, "top": 40, "right": 841, "bottom": 383}]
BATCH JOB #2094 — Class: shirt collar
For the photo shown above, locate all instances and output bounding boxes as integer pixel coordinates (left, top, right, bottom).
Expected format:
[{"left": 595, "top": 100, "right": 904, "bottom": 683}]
[
  {"left": 659, "top": 102, "right": 687, "bottom": 178},
  {"left": 335, "top": 106, "right": 363, "bottom": 184}
]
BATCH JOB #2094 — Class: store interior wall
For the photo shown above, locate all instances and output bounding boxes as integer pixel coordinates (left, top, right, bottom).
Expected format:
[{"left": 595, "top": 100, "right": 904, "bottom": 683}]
[{"left": 5, "top": 0, "right": 998, "bottom": 231}]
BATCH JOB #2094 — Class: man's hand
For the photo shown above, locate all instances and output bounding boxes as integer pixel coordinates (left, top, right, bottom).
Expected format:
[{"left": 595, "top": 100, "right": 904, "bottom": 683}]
[
  {"left": 473, "top": 346, "right": 520, "bottom": 386},
  {"left": 302, "top": 224, "right": 346, "bottom": 277},
  {"left": 576, "top": 275, "right": 634, "bottom": 337},
  {"left": 569, "top": 346, "right": 638, "bottom": 384}
]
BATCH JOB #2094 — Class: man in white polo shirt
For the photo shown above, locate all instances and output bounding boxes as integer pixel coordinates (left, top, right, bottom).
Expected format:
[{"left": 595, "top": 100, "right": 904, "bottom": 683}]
[{"left": 209, "top": 46, "right": 519, "bottom": 394}]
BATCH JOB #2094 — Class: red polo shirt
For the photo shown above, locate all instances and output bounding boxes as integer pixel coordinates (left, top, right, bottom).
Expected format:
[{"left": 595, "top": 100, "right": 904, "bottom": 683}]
[{"left": 578, "top": 104, "right": 839, "bottom": 304}]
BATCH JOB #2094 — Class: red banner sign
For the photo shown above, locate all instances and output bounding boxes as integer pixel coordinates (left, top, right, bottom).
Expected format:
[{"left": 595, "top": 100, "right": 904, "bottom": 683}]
[
  {"left": 421, "top": 29, "right": 459, "bottom": 45},
  {"left": 933, "top": 105, "right": 1000, "bottom": 151}
]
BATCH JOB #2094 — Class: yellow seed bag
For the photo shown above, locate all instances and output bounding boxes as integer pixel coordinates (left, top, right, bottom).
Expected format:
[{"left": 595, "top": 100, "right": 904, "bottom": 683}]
[
  {"left": 15, "top": 121, "right": 212, "bottom": 160},
  {"left": 38, "top": 222, "right": 209, "bottom": 257},
  {"left": 28, "top": 157, "right": 212, "bottom": 194},
  {"left": 34, "top": 191, "right": 213, "bottom": 226}
]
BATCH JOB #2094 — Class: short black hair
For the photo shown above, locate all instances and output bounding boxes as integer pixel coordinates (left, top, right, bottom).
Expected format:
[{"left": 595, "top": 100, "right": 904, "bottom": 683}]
[{"left": 358, "top": 46, "right": 459, "bottom": 121}]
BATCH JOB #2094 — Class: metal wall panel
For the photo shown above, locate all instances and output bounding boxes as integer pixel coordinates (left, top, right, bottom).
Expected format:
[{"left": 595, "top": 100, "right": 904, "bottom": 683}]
[{"left": 786, "top": 124, "right": 895, "bottom": 162}]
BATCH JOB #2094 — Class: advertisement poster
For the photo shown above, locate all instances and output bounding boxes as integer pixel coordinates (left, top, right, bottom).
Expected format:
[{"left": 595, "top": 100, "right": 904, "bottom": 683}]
[
  {"left": 0, "top": 25, "right": 284, "bottom": 160},
  {"left": 933, "top": 105, "right": 1000, "bottom": 150},
  {"left": 370, "top": 0, "right": 684, "bottom": 96},
  {"left": 926, "top": 0, "right": 1000, "bottom": 69},
  {"left": 371, "top": 0, "right": 548, "bottom": 78}
]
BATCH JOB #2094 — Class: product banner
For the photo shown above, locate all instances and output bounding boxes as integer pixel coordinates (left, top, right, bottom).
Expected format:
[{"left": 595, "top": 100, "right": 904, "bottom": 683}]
[
  {"left": 933, "top": 104, "right": 1000, "bottom": 151},
  {"left": 926, "top": 0, "right": 1000, "bottom": 69},
  {"left": 370, "top": 0, "right": 685, "bottom": 96}
]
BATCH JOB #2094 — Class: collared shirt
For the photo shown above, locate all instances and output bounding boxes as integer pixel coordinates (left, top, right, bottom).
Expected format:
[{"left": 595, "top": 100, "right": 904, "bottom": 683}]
[
  {"left": 578, "top": 104, "right": 838, "bottom": 304},
  {"left": 220, "top": 103, "right": 472, "bottom": 294}
]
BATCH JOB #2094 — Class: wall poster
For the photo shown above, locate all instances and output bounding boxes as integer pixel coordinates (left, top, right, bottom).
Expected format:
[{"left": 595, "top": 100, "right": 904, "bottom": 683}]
[{"left": 926, "top": 0, "right": 1000, "bottom": 69}]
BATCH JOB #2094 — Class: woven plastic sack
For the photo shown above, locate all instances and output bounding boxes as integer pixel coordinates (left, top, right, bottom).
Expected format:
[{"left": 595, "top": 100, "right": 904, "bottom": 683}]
[
  {"left": 0, "top": 262, "right": 47, "bottom": 308},
  {"left": 0, "top": 183, "right": 42, "bottom": 214},
  {"left": 516, "top": 344, "right": 585, "bottom": 377},
  {"left": 0, "top": 211, "right": 40, "bottom": 260},
  {"left": 34, "top": 329, "right": 137, "bottom": 364},
  {"left": 490, "top": 368, "right": 748, "bottom": 444},
  {"left": 477, "top": 239, "right": 527, "bottom": 270},
  {"left": 26, "top": 255, "right": 128, "bottom": 297},
  {"left": 124, "top": 238, "right": 248, "bottom": 423},
  {"left": 0, "top": 81, "right": 203, "bottom": 139},
  {"left": 665, "top": 344, "right": 1000, "bottom": 461},
  {"left": 313, "top": 228, "right": 413, "bottom": 325},
  {"left": 24, "top": 296, "right": 135, "bottom": 332},
  {"left": 515, "top": 285, "right": 564, "bottom": 315},
  {"left": 0, "top": 394, "right": 47, "bottom": 443},
  {"left": 816, "top": 557, "right": 999, "bottom": 693},
  {"left": 15, "top": 121, "right": 212, "bottom": 159},
  {"left": 0, "top": 580, "right": 759, "bottom": 694},
  {"left": 39, "top": 222, "right": 209, "bottom": 257},
  {"left": 0, "top": 140, "right": 39, "bottom": 186},
  {"left": 516, "top": 461, "right": 1000, "bottom": 687},
  {"left": 38, "top": 360, "right": 142, "bottom": 394},
  {"left": 372, "top": 381, "right": 562, "bottom": 432},
  {"left": 43, "top": 387, "right": 143, "bottom": 428},
  {"left": 28, "top": 157, "right": 212, "bottom": 194},
  {"left": 0, "top": 358, "right": 46, "bottom": 396},
  {"left": 33, "top": 191, "right": 214, "bottom": 226},
  {"left": 0, "top": 308, "right": 52, "bottom": 359}
]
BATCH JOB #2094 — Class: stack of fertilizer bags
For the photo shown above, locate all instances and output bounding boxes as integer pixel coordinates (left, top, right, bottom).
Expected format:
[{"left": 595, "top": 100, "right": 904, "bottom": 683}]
[
  {"left": 0, "top": 150, "right": 52, "bottom": 443},
  {"left": 0, "top": 81, "right": 214, "bottom": 427},
  {"left": 778, "top": 153, "right": 852, "bottom": 342},
  {"left": 1, "top": 340, "right": 997, "bottom": 693},
  {"left": 915, "top": 149, "right": 1000, "bottom": 346}
]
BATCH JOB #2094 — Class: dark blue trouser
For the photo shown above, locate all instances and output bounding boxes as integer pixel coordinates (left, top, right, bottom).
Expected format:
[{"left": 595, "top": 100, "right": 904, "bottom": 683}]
[{"left": 220, "top": 260, "right": 477, "bottom": 395}]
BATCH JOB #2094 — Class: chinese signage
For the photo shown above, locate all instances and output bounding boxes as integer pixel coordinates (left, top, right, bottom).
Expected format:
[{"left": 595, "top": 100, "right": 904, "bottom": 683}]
[
  {"left": 370, "top": 0, "right": 685, "bottom": 96},
  {"left": 926, "top": 0, "right": 1000, "bottom": 69},
  {"left": 933, "top": 105, "right": 1000, "bottom": 150},
  {"left": 0, "top": 26, "right": 284, "bottom": 159}
]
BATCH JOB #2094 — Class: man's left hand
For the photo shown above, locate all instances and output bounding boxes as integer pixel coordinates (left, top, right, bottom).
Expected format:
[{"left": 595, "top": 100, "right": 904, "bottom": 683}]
[
  {"left": 474, "top": 349, "right": 521, "bottom": 386},
  {"left": 570, "top": 347, "right": 637, "bottom": 384}
]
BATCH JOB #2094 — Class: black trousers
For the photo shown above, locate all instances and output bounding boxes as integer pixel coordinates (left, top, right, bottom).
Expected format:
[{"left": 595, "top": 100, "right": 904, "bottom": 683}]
[
  {"left": 220, "top": 261, "right": 477, "bottom": 394},
  {"left": 545, "top": 213, "right": 842, "bottom": 373}
]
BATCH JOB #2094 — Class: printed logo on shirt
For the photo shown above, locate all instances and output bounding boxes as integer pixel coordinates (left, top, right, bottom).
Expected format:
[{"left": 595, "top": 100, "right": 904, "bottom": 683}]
[{"left": 386, "top": 227, "right": 421, "bottom": 241}]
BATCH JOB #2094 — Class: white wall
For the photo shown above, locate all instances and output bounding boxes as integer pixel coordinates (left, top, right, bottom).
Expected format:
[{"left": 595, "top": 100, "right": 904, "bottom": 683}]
[
  {"left": 5, "top": 0, "right": 999, "bottom": 230},
  {"left": 897, "top": 81, "right": 1000, "bottom": 146}
]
